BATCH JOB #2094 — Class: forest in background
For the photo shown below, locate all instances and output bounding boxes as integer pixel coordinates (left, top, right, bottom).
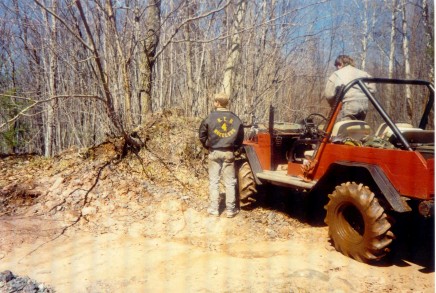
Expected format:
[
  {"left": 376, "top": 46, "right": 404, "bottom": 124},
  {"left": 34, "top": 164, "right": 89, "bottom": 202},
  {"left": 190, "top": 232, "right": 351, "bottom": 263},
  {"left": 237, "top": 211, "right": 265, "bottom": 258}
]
[{"left": 0, "top": 0, "right": 433, "bottom": 156}]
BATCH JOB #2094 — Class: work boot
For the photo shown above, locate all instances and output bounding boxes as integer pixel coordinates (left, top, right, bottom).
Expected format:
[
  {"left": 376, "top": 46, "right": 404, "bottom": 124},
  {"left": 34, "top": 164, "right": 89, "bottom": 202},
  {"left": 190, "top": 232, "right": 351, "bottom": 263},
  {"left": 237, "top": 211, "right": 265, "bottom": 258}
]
[
  {"left": 207, "top": 208, "right": 219, "bottom": 217},
  {"left": 226, "top": 209, "right": 239, "bottom": 218}
]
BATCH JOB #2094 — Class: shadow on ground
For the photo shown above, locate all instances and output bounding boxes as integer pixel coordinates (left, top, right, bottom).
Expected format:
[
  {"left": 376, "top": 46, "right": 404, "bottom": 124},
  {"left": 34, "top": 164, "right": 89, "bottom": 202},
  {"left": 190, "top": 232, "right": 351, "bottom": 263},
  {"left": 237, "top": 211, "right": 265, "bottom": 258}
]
[
  {"left": 240, "top": 185, "right": 326, "bottom": 225},
  {"left": 382, "top": 212, "right": 435, "bottom": 272},
  {"left": 241, "top": 185, "right": 435, "bottom": 272}
]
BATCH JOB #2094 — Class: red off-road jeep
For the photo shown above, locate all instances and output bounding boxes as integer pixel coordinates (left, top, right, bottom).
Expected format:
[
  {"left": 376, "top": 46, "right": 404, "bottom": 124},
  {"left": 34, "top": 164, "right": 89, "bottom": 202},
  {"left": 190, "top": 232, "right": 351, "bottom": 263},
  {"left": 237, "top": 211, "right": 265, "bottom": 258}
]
[{"left": 238, "top": 78, "right": 434, "bottom": 263}]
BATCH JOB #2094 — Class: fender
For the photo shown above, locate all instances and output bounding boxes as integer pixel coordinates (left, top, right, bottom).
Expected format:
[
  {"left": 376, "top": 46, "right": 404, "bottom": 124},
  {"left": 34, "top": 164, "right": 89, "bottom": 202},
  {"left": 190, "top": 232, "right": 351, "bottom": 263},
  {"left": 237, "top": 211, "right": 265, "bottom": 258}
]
[
  {"left": 313, "top": 161, "right": 412, "bottom": 213},
  {"left": 243, "top": 145, "right": 263, "bottom": 185}
]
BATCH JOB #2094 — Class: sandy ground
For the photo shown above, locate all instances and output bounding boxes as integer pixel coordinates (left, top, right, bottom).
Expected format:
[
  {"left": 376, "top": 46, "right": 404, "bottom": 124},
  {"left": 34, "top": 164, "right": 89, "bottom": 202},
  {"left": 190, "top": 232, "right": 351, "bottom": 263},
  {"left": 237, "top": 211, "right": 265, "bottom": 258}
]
[{"left": 0, "top": 198, "right": 434, "bottom": 293}]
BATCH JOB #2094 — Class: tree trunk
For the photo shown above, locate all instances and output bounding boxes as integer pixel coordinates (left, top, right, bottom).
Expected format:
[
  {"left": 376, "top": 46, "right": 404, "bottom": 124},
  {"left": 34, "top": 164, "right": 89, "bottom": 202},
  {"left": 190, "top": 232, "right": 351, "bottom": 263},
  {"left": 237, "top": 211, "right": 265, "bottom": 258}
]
[
  {"left": 422, "top": 0, "right": 434, "bottom": 81},
  {"left": 222, "top": 0, "right": 247, "bottom": 98},
  {"left": 42, "top": 0, "right": 58, "bottom": 157},
  {"left": 105, "top": 0, "right": 133, "bottom": 129},
  {"left": 360, "top": 0, "right": 369, "bottom": 70},
  {"left": 139, "top": 0, "right": 161, "bottom": 119},
  {"left": 401, "top": 0, "right": 412, "bottom": 121},
  {"left": 387, "top": 0, "right": 398, "bottom": 114},
  {"left": 75, "top": 0, "right": 125, "bottom": 138},
  {"left": 184, "top": 31, "right": 194, "bottom": 115}
]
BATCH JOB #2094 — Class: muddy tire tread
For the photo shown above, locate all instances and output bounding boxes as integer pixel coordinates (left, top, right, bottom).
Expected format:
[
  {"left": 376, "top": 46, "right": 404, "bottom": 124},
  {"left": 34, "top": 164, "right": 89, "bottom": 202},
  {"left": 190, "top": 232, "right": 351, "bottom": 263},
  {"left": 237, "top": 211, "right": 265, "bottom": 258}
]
[{"left": 324, "top": 182, "right": 394, "bottom": 263}]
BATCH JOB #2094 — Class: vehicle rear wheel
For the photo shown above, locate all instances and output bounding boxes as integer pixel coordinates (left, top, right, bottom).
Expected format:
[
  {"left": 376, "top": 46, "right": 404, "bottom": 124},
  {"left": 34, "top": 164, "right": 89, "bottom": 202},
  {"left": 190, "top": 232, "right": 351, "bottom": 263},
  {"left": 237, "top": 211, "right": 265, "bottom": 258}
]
[
  {"left": 324, "top": 182, "right": 394, "bottom": 263},
  {"left": 237, "top": 161, "right": 257, "bottom": 202}
]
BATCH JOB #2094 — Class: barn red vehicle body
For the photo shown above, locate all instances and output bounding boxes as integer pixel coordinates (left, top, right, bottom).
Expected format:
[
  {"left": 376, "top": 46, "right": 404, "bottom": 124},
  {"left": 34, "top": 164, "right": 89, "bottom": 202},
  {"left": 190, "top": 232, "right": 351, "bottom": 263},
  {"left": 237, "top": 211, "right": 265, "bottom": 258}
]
[{"left": 238, "top": 78, "right": 434, "bottom": 263}]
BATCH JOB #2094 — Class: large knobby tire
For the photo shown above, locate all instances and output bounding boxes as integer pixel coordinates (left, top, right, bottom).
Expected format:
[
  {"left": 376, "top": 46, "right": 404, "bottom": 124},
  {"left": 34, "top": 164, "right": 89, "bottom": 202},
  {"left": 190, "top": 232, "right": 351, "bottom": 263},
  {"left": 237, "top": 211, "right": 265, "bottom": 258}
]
[
  {"left": 324, "top": 182, "right": 394, "bottom": 263},
  {"left": 237, "top": 161, "right": 257, "bottom": 202}
]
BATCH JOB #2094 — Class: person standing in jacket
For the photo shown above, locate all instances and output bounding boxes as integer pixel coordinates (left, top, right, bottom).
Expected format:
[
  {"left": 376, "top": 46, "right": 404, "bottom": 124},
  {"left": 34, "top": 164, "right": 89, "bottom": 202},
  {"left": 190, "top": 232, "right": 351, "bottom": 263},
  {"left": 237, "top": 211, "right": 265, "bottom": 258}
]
[
  {"left": 198, "top": 93, "right": 244, "bottom": 218},
  {"left": 323, "top": 55, "right": 376, "bottom": 121}
]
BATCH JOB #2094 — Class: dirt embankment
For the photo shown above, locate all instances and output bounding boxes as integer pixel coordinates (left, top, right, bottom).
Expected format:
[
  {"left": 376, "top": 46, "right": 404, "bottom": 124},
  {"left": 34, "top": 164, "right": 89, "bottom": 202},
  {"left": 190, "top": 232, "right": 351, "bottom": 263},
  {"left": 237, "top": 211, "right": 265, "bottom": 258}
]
[{"left": 0, "top": 112, "right": 434, "bottom": 293}]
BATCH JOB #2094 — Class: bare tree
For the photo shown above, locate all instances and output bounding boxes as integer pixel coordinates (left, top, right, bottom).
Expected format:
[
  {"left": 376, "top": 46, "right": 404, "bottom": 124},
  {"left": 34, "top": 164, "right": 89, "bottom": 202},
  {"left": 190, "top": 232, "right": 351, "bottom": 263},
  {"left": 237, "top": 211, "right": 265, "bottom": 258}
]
[
  {"left": 354, "top": 0, "right": 377, "bottom": 70},
  {"left": 422, "top": 0, "right": 434, "bottom": 81},
  {"left": 401, "top": 0, "right": 412, "bottom": 120},
  {"left": 104, "top": 0, "right": 134, "bottom": 129},
  {"left": 222, "top": 0, "right": 246, "bottom": 99},
  {"left": 387, "top": 0, "right": 398, "bottom": 79},
  {"left": 386, "top": 0, "right": 398, "bottom": 114},
  {"left": 138, "top": 0, "right": 161, "bottom": 117},
  {"left": 40, "top": 0, "right": 58, "bottom": 157}
]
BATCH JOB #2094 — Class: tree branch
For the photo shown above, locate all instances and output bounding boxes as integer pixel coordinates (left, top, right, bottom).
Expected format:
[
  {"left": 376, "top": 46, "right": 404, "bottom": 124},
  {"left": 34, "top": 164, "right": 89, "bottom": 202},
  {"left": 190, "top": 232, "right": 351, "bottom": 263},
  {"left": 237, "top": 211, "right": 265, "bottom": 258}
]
[
  {"left": 0, "top": 95, "right": 106, "bottom": 131},
  {"left": 153, "top": 0, "right": 232, "bottom": 59},
  {"left": 33, "top": 0, "right": 94, "bottom": 52}
]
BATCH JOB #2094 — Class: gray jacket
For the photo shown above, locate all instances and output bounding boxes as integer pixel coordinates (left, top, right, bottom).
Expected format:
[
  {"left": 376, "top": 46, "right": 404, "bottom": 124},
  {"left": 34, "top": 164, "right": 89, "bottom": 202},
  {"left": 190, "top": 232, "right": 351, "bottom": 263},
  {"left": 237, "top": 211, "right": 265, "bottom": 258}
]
[{"left": 324, "top": 65, "right": 376, "bottom": 106}]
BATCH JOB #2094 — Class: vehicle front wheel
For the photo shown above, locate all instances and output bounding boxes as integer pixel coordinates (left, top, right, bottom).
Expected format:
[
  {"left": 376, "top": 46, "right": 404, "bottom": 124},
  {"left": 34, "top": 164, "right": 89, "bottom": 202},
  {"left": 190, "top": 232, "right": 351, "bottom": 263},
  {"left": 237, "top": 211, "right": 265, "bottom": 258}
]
[
  {"left": 324, "top": 182, "right": 394, "bottom": 263},
  {"left": 237, "top": 161, "right": 257, "bottom": 202}
]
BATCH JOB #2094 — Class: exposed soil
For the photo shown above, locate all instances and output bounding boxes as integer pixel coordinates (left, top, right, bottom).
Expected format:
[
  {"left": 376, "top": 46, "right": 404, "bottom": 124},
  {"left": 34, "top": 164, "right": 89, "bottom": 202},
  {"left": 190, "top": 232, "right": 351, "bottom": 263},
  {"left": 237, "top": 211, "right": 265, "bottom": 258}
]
[{"left": 0, "top": 112, "right": 434, "bottom": 293}]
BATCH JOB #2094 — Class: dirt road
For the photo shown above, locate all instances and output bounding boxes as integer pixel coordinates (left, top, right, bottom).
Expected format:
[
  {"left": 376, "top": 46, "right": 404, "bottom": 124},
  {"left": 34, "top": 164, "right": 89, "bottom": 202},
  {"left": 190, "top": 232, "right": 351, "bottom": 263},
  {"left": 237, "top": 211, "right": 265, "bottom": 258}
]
[{"left": 0, "top": 194, "right": 434, "bottom": 293}]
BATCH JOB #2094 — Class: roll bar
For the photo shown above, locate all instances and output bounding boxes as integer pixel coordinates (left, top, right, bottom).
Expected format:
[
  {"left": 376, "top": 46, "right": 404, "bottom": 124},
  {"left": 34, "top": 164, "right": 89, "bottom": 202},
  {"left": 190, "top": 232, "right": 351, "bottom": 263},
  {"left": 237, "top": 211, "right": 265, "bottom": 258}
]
[{"left": 341, "top": 78, "right": 434, "bottom": 151}]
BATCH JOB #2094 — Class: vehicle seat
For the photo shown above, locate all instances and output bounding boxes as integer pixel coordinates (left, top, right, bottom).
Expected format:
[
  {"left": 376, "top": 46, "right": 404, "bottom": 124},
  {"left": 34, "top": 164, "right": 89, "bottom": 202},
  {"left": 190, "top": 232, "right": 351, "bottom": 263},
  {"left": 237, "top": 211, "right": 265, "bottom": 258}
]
[
  {"left": 375, "top": 122, "right": 416, "bottom": 138},
  {"left": 331, "top": 120, "right": 371, "bottom": 140},
  {"left": 375, "top": 122, "right": 434, "bottom": 146}
]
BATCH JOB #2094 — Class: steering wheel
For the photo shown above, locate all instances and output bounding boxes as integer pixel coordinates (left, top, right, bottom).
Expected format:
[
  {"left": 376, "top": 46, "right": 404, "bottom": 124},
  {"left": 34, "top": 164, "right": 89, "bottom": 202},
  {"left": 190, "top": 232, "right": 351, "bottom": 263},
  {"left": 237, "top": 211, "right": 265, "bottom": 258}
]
[
  {"left": 305, "top": 113, "right": 327, "bottom": 125},
  {"left": 302, "top": 113, "right": 328, "bottom": 138}
]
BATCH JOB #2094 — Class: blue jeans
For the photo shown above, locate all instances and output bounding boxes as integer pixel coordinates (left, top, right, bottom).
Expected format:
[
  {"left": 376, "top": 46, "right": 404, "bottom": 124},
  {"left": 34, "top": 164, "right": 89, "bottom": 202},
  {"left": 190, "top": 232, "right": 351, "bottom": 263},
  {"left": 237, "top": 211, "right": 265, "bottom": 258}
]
[{"left": 208, "top": 149, "right": 236, "bottom": 213}]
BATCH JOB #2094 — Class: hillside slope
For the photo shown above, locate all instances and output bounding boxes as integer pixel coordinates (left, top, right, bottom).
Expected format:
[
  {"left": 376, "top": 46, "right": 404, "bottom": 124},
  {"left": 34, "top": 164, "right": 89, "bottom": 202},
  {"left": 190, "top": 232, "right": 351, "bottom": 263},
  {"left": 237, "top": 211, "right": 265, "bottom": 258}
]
[{"left": 0, "top": 112, "right": 434, "bottom": 292}]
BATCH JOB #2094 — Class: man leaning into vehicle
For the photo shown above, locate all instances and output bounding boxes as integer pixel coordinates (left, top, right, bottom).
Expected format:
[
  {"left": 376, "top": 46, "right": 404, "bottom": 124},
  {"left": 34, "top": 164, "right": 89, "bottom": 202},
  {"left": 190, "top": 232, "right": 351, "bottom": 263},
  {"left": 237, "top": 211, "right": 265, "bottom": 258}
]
[{"left": 324, "top": 55, "right": 376, "bottom": 121}]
